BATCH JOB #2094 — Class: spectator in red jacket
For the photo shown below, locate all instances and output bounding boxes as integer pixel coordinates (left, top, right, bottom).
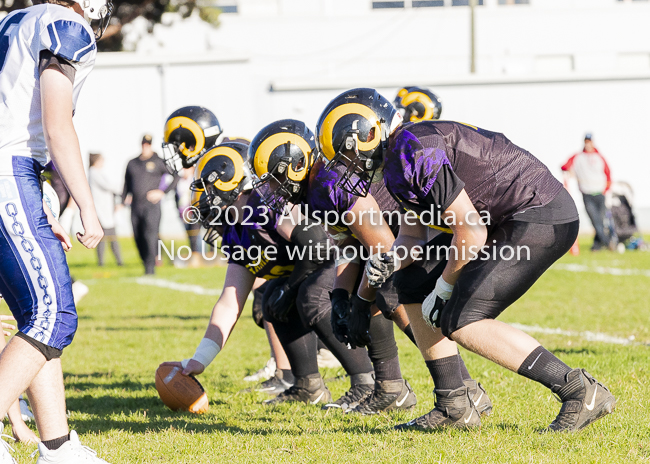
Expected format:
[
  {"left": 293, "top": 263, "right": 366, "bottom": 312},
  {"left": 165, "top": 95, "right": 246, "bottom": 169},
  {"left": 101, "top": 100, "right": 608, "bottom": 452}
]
[{"left": 562, "top": 133, "right": 612, "bottom": 251}]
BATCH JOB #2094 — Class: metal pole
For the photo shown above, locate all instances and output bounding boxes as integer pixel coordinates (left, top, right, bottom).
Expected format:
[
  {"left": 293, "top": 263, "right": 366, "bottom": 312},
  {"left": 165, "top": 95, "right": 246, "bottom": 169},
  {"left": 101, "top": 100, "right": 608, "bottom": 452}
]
[{"left": 470, "top": 0, "right": 476, "bottom": 73}]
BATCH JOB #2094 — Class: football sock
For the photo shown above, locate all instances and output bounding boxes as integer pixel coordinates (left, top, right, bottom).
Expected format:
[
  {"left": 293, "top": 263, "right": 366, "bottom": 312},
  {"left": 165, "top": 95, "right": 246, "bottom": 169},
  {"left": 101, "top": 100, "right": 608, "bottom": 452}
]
[
  {"left": 425, "top": 356, "right": 465, "bottom": 390},
  {"left": 367, "top": 314, "right": 401, "bottom": 381},
  {"left": 280, "top": 369, "right": 295, "bottom": 384},
  {"left": 42, "top": 434, "right": 70, "bottom": 451},
  {"left": 373, "top": 356, "right": 402, "bottom": 381},
  {"left": 312, "top": 316, "right": 374, "bottom": 375},
  {"left": 517, "top": 346, "right": 572, "bottom": 390},
  {"left": 402, "top": 324, "right": 418, "bottom": 347},
  {"left": 271, "top": 316, "right": 320, "bottom": 377},
  {"left": 458, "top": 352, "right": 472, "bottom": 381}
]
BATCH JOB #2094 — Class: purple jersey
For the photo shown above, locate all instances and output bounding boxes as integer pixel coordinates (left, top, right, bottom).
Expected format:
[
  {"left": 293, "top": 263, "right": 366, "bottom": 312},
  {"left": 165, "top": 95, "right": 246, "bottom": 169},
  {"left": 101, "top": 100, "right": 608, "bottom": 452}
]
[
  {"left": 306, "top": 159, "right": 400, "bottom": 237},
  {"left": 221, "top": 191, "right": 295, "bottom": 279},
  {"left": 383, "top": 121, "right": 563, "bottom": 232}
]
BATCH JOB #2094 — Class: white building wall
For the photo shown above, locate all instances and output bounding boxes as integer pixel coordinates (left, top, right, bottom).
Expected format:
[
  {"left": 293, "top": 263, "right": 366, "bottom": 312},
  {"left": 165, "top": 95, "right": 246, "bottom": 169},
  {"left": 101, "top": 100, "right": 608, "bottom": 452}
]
[{"left": 72, "top": 0, "right": 650, "bottom": 235}]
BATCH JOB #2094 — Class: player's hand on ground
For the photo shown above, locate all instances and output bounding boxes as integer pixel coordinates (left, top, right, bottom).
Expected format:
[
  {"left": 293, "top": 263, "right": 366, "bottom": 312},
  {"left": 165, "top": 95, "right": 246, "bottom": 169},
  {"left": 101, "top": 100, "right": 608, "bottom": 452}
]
[
  {"left": 329, "top": 289, "right": 351, "bottom": 344},
  {"left": 348, "top": 295, "right": 372, "bottom": 348},
  {"left": 146, "top": 189, "right": 165, "bottom": 204},
  {"left": 160, "top": 360, "right": 205, "bottom": 377},
  {"left": 77, "top": 210, "right": 104, "bottom": 249},
  {"left": 365, "top": 252, "right": 399, "bottom": 288},
  {"left": 1, "top": 314, "right": 16, "bottom": 337}
]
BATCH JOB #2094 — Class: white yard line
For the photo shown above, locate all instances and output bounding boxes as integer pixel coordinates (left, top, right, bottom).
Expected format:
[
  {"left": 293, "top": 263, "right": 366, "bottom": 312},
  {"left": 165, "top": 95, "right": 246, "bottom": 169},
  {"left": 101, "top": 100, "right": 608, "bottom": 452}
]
[
  {"left": 107, "top": 276, "right": 644, "bottom": 345},
  {"left": 509, "top": 322, "right": 637, "bottom": 346},
  {"left": 135, "top": 277, "right": 253, "bottom": 300},
  {"left": 135, "top": 277, "right": 222, "bottom": 296},
  {"left": 553, "top": 263, "right": 650, "bottom": 277}
]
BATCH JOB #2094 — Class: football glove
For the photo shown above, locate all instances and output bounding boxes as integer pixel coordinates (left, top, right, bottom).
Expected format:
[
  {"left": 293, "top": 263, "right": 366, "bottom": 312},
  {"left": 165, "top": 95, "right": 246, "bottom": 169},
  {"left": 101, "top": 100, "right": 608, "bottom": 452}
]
[
  {"left": 267, "top": 283, "right": 299, "bottom": 322},
  {"left": 422, "top": 277, "right": 454, "bottom": 329},
  {"left": 330, "top": 288, "right": 351, "bottom": 344},
  {"left": 365, "top": 252, "right": 399, "bottom": 288},
  {"left": 348, "top": 294, "right": 373, "bottom": 348}
]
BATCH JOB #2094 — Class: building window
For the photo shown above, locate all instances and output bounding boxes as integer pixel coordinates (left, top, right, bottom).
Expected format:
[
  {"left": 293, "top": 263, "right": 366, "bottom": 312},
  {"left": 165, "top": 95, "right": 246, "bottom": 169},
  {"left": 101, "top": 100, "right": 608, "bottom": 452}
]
[
  {"left": 213, "top": 0, "right": 238, "bottom": 13},
  {"left": 413, "top": 1, "right": 445, "bottom": 7},
  {"left": 372, "top": 1, "right": 405, "bottom": 8},
  {"left": 452, "top": 0, "right": 484, "bottom": 5},
  {"left": 498, "top": 0, "right": 530, "bottom": 4}
]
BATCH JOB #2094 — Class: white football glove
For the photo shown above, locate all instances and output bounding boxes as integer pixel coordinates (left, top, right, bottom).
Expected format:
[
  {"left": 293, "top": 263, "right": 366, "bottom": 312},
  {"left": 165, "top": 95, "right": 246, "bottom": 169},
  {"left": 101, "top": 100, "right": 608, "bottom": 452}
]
[
  {"left": 365, "top": 252, "right": 400, "bottom": 288},
  {"left": 422, "top": 277, "right": 454, "bottom": 329}
]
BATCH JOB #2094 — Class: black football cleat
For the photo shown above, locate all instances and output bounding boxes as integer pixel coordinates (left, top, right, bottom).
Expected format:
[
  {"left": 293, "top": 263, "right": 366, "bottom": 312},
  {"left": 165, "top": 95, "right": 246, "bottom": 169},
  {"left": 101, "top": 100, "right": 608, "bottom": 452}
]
[
  {"left": 263, "top": 376, "right": 332, "bottom": 406},
  {"left": 546, "top": 369, "right": 616, "bottom": 432},
  {"left": 348, "top": 379, "right": 417, "bottom": 415},
  {"left": 395, "top": 385, "right": 480, "bottom": 431},
  {"left": 465, "top": 379, "right": 493, "bottom": 416},
  {"left": 322, "top": 374, "right": 375, "bottom": 412},
  {"left": 255, "top": 373, "right": 293, "bottom": 396}
]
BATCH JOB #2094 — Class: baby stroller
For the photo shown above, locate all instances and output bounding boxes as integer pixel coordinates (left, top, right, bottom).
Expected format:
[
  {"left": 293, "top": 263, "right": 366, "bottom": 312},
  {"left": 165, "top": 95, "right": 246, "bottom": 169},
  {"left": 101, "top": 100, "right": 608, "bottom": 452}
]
[{"left": 606, "top": 182, "right": 647, "bottom": 252}]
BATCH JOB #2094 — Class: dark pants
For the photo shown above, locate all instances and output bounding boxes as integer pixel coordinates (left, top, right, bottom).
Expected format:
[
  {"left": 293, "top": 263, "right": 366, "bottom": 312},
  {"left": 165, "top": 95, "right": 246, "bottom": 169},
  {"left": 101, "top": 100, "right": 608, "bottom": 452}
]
[
  {"left": 131, "top": 205, "right": 161, "bottom": 274},
  {"left": 582, "top": 193, "right": 608, "bottom": 249},
  {"left": 185, "top": 221, "right": 202, "bottom": 253},
  {"left": 97, "top": 227, "right": 123, "bottom": 266}
]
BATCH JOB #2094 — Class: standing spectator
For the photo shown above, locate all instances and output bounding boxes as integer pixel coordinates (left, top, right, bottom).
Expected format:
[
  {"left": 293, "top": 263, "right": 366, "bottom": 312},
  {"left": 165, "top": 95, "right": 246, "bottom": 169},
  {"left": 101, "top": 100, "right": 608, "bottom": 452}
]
[
  {"left": 175, "top": 166, "right": 203, "bottom": 267},
  {"left": 89, "top": 153, "right": 124, "bottom": 267},
  {"left": 123, "top": 135, "right": 178, "bottom": 274},
  {"left": 562, "top": 133, "right": 612, "bottom": 251}
]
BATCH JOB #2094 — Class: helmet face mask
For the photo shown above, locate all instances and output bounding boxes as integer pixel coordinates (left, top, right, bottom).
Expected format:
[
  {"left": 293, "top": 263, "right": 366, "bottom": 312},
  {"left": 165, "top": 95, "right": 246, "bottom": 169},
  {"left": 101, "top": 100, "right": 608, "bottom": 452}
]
[
  {"left": 250, "top": 119, "right": 316, "bottom": 215},
  {"left": 189, "top": 142, "right": 252, "bottom": 244},
  {"left": 393, "top": 86, "right": 442, "bottom": 123},
  {"left": 162, "top": 106, "right": 222, "bottom": 175},
  {"left": 317, "top": 89, "right": 399, "bottom": 198},
  {"left": 77, "top": 0, "right": 114, "bottom": 40},
  {"left": 324, "top": 121, "right": 383, "bottom": 198}
]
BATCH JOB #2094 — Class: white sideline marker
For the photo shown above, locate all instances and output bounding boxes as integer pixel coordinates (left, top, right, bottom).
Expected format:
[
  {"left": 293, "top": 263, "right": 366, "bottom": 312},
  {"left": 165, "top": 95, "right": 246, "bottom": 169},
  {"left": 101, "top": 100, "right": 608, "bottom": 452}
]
[
  {"left": 553, "top": 263, "right": 650, "bottom": 278},
  {"left": 509, "top": 323, "right": 636, "bottom": 346}
]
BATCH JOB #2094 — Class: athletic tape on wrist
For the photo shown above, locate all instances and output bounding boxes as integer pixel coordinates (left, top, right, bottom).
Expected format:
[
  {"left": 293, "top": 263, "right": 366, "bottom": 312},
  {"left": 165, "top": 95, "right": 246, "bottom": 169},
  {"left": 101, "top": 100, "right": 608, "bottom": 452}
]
[
  {"left": 435, "top": 277, "right": 454, "bottom": 301},
  {"left": 192, "top": 338, "right": 221, "bottom": 368}
]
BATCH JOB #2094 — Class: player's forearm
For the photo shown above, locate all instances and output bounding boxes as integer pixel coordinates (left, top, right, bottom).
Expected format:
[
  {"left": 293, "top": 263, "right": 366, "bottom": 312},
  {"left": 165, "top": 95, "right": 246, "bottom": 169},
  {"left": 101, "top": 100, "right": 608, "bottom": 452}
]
[
  {"left": 391, "top": 230, "right": 427, "bottom": 269},
  {"left": 46, "top": 130, "right": 95, "bottom": 213},
  {"left": 441, "top": 224, "right": 487, "bottom": 285},
  {"left": 203, "top": 301, "right": 244, "bottom": 350},
  {"left": 334, "top": 262, "right": 359, "bottom": 294},
  {"left": 356, "top": 272, "right": 377, "bottom": 301}
]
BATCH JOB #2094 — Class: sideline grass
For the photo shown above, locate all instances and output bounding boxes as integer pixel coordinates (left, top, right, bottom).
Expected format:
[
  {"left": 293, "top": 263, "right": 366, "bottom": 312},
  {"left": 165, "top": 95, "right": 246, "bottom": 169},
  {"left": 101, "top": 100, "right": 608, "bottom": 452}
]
[{"left": 2, "top": 237, "right": 649, "bottom": 463}]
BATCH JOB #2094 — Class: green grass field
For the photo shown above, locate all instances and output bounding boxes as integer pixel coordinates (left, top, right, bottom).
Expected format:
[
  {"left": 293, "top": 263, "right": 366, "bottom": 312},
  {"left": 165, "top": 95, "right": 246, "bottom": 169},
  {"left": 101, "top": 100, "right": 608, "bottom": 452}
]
[{"left": 2, "top": 237, "right": 649, "bottom": 463}]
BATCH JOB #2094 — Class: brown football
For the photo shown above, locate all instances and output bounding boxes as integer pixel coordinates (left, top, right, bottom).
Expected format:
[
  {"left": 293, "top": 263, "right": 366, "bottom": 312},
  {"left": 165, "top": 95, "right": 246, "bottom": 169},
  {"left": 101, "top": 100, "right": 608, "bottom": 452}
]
[{"left": 155, "top": 364, "right": 209, "bottom": 414}]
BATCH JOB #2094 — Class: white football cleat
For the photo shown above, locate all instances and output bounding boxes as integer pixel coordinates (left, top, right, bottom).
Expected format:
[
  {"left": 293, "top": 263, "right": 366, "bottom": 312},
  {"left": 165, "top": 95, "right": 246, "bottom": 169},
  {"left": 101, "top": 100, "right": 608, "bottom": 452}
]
[
  {"left": 35, "top": 431, "right": 109, "bottom": 463},
  {"left": 19, "top": 396, "right": 34, "bottom": 422},
  {"left": 0, "top": 425, "right": 17, "bottom": 464},
  {"left": 243, "top": 357, "right": 276, "bottom": 382}
]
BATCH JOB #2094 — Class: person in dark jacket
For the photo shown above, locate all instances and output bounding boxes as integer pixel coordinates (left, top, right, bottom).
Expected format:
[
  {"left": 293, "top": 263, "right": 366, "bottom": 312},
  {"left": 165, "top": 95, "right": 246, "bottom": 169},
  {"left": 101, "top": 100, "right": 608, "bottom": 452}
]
[{"left": 122, "top": 134, "right": 178, "bottom": 274}]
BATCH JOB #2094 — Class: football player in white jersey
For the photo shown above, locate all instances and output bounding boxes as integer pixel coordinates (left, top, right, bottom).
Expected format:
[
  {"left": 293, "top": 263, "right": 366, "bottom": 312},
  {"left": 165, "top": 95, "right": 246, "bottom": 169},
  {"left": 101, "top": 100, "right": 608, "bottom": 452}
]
[{"left": 0, "top": 1, "right": 112, "bottom": 463}]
